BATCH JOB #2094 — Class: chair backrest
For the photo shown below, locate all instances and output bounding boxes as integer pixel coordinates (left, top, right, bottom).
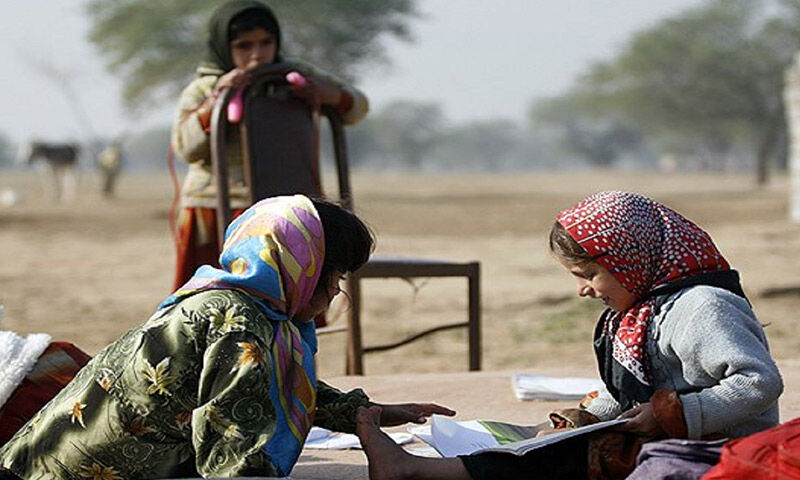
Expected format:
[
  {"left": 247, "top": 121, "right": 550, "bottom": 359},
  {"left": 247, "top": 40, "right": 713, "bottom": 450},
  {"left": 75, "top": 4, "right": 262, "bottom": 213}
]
[
  {"left": 210, "top": 62, "right": 354, "bottom": 245},
  {"left": 244, "top": 89, "right": 320, "bottom": 198}
]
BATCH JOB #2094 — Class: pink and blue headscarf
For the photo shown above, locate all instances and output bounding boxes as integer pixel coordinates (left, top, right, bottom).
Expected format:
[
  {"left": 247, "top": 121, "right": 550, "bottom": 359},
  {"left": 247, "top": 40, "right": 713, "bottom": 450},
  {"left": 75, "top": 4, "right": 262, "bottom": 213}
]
[{"left": 159, "top": 194, "right": 324, "bottom": 475}]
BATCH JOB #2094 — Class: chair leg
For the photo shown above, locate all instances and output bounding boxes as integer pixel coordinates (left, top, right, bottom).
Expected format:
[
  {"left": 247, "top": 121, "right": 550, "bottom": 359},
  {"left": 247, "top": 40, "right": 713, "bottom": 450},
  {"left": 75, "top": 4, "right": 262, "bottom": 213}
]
[
  {"left": 468, "top": 265, "right": 481, "bottom": 371},
  {"left": 346, "top": 277, "right": 365, "bottom": 375}
]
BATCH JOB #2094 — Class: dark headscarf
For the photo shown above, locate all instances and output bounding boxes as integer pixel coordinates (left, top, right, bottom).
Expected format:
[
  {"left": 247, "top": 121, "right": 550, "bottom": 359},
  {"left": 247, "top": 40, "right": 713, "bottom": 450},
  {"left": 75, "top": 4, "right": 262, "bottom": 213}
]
[{"left": 204, "top": 0, "right": 282, "bottom": 72}]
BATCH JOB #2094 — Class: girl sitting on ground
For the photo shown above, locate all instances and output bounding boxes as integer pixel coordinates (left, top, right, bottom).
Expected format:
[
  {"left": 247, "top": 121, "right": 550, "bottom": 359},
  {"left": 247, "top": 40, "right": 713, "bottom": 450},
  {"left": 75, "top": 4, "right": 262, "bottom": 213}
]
[
  {"left": 356, "top": 190, "right": 783, "bottom": 480},
  {"left": 171, "top": 0, "right": 369, "bottom": 291},
  {"left": 0, "top": 195, "right": 453, "bottom": 479}
]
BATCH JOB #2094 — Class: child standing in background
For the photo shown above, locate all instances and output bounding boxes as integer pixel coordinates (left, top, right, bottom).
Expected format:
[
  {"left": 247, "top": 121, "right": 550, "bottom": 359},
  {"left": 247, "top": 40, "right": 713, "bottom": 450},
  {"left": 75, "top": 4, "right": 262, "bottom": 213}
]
[{"left": 171, "top": 0, "right": 368, "bottom": 290}]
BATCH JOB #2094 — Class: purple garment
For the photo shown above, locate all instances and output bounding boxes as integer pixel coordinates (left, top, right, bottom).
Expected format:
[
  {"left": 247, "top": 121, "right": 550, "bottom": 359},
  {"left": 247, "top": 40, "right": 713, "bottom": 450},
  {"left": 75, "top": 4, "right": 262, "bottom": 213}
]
[{"left": 626, "top": 438, "right": 726, "bottom": 480}]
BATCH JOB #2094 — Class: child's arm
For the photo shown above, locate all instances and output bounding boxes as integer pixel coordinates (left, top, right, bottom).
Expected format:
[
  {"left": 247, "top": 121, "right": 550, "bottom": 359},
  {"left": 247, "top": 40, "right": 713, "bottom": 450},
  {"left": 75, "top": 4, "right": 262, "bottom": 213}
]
[
  {"left": 665, "top": 288, "right": 783, "bottom": 439},
  {"left": 314, "top": 380, "right": 372, "bottom": 433},
  {"left": 314, "top": 381, "right": 455, "bottom": 432},
  {"left": 170, "top": 76, "right": 219, "bottom": 165},
  {"left": 287, "top": 60, "right": 369, "bottom": 125}
]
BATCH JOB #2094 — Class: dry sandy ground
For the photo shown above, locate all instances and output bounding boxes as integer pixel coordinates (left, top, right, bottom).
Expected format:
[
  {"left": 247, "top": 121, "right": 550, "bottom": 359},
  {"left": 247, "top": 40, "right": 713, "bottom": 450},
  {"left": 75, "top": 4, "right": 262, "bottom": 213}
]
[
  {"left": 2, "top": 170, "right": 799, "bottom": 375},
  {"left": 3, "top": 169, "right": 800, "bottom": 477}
]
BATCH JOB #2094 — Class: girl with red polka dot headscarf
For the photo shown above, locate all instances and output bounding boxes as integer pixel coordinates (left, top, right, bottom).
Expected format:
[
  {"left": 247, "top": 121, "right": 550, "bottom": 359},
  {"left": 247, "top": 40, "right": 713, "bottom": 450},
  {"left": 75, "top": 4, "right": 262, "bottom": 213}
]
[{"left": 552, "top": 191, "right": 747, "bottom": 410}]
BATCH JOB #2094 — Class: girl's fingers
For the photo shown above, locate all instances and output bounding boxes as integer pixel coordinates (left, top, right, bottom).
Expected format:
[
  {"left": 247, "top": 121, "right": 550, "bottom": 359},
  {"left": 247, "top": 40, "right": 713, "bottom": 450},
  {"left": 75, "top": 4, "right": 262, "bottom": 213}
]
[
  {"left": 618, "top": 407, "right": 640, "bottom": 419},
  {"left": 417, "top": 404, "right": 456, "bottom": 416},
  {"left": 431, "top": 404, "right": 456, "bottom": 416}
]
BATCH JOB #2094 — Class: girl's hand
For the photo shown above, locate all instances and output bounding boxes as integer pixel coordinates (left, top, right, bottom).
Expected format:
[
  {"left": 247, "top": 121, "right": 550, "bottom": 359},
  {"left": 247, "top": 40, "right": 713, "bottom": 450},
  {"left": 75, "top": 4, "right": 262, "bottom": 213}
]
[
  {"left": 289, "top": 77, "right": 343, "bottom": 106},
  {"left": 535, "top": 427, "right": 567, "bottom": 438},
  {"left": 214, "top": 68, "right": 250, "bottom": 95},
  {"left": 371, "top": 402, "right": 456, "bottom": 427},
  {"left": 617, "top": 402, "right": 663, "bottom": 438}
]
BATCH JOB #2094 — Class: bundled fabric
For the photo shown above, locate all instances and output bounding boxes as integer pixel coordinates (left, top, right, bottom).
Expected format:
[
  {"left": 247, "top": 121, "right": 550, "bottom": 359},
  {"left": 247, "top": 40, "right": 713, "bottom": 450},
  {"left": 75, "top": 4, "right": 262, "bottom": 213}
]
[
  {"left": 627, "top": 438, "right": 725, "bottom": 480},
  {"left": 0, "top": 331, "right": 52, "bottom": 409},
  {"left": 0, "top": 341, "right": 90, "bottom": 445},
  {"left": 703, "top": 417, "right": 800, "bottom": 479}
]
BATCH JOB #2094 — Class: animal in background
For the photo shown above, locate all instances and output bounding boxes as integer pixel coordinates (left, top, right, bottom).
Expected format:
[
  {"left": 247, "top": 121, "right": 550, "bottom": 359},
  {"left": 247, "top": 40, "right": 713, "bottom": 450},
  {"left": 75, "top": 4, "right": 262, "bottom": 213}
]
[
  {"left": 18, "top": 141, "right": 80, "bottom": 202},
  {"left": 95, "top": 141, "right": 124, "bottom": 198}
]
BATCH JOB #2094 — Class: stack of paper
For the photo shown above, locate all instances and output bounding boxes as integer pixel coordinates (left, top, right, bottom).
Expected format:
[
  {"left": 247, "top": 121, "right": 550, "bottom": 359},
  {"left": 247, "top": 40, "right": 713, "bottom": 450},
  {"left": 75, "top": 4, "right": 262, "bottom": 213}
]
[{"left": 511, "top": 373, "right": 603, "bottom": 401}]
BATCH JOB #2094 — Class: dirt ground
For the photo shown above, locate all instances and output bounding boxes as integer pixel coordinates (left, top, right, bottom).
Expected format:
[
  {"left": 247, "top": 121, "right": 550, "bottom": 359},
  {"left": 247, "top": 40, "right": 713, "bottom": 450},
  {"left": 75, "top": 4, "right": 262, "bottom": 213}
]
[{"left": 2, "top": 169, "right": 800, "bottom": 382}]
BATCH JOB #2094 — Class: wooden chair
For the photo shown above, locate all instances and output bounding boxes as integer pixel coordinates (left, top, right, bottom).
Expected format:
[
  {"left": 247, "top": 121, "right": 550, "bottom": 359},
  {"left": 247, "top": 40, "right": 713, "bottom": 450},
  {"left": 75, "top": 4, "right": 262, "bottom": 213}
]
[{"left": 210, "top": 63, "right": 481, "bottom": 375}]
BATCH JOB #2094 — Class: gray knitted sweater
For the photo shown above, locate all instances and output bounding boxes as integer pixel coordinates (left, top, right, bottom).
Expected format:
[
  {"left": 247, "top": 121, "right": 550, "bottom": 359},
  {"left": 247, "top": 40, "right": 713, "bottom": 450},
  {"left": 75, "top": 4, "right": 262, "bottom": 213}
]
[{"left": 585, "top": 285, "right": 783, "bottom": 439}]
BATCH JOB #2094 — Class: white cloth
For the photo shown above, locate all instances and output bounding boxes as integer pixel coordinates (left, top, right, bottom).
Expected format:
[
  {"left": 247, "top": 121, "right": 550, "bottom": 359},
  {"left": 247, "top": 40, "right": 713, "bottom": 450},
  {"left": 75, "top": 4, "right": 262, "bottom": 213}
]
[{"left": 0, "top": 330, "right": 51, "bottom": 408}]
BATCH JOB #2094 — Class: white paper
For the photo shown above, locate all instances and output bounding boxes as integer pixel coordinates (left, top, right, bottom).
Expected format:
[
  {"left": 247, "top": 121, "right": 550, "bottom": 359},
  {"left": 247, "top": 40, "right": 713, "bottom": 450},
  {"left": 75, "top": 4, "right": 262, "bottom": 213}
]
[
  {"left": 406, "top": 443, "right": 442, "bottom": 458},
  {"left": 407, "top": 425, "right": 434, "bottom": 446},
  {"left": 430, "top": 415, "right": 500, "bottom": 457},
  {"left": 305, "top": 426, "right": 330, "bottom": 443},
  {"left": 512, "top": 373, "right": 603, "bottom": 401},
  {"left": 303, "top": 426, "right": 413, "bottom": 450}
]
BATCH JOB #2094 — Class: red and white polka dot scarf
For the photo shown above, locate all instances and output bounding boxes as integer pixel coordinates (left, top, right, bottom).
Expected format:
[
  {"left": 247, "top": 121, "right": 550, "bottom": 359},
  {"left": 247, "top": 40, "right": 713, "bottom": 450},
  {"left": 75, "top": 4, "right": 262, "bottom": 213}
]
[{"left": 556, "top": 191, "right": 730, "bottom": 384}]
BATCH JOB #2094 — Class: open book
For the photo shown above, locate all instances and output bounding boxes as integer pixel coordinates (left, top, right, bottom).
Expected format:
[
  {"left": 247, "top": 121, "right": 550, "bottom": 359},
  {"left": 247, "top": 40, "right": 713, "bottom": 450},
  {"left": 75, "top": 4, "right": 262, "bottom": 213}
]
[{"left": 409, "top": 415, "right": 628, "bottom": 457}]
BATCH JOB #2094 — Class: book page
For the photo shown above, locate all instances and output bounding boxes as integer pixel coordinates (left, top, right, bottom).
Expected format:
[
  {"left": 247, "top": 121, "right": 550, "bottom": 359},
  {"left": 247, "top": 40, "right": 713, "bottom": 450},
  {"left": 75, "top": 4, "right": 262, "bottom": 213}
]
[
  {"left": 430, "top": 416, "right": 500, "bottom": 457},
  {"left": 478, "top": 419, "right": 545, "bottom": 443},
  {"left": 424, "top": 416, "right": 548, "bottom": 457},
  {"left": 477, "top": 418, "right": 629, "bottom": 456}
]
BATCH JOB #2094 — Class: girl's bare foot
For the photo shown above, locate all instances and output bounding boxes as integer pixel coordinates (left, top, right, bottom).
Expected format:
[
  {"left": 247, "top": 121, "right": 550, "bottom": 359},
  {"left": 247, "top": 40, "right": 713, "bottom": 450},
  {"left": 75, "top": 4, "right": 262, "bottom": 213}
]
[
  {"left": 357, "top": 406, "right": 473, "bottom": 480},
  {"left": 356, "top": 406, "right": 413, "bottom": 480}
]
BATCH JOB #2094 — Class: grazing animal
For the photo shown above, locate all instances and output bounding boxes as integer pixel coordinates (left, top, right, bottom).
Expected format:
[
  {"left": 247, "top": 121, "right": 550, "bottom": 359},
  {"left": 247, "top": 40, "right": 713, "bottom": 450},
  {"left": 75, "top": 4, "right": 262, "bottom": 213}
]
[
  {"left": 18, "top": 141, "right": 80, "bottom": 202},
  {"left": 95, "top": 142, "right": 123, "bottom": 198}
]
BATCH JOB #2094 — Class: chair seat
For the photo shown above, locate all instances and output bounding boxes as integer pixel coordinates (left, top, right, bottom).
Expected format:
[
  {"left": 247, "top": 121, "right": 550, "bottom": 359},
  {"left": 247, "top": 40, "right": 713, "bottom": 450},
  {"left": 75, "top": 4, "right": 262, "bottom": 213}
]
[
  {"left": 357, "top": 255, "right": 479, "bottom": 278},
  {"left": 316, "top": 324, "right": 348, "bottom": 335}
]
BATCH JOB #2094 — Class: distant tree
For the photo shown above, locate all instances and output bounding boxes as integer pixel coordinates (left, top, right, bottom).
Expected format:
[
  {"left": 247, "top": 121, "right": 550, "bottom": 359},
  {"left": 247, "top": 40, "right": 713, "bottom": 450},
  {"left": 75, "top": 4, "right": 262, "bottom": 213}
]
[
  {"left": 531, "top": 96, "right": 645, "bottom": 167},
  {"left": 125, "top": 126, "right": 172, "bottom": 170},
  {"left": 0, "top": 132, "right": 13, "bottom": 168},
  {"left": 431, "top": 120, "right": 528, "bottom": 171},
  {"left": 350, "top": 101, "right": 445, "bottom": 169},
  {"left": 86, "top": 0, "right": 418, "bottom": 109},
  {"left": 350, "top": 105, "right": 563, "bottom": 171},
  {"left": 538, "top": 0, "right": 800, "bottom": 184}
]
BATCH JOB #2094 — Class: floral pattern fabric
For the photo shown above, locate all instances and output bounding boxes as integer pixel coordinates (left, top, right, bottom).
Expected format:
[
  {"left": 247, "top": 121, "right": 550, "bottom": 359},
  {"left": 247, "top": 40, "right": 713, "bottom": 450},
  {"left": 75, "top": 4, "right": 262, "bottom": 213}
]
[
  {"left": 161, "top": 195, "right": 325, "bottom": 475},
  {"left": 0, "top": 290, "right": 369, "bottom": 480}
]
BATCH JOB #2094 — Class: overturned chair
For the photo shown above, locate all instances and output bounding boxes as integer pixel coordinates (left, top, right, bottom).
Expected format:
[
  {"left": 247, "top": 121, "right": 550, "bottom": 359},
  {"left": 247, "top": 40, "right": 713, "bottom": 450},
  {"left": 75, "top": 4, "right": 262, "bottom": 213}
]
[{"left": 210, "top": 63, "right": 481, "bottom": 375}]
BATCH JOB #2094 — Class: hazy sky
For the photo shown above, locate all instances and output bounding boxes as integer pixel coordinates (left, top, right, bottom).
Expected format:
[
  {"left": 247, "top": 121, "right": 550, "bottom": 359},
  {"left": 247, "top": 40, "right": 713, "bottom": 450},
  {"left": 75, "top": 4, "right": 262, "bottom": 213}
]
[{"left": 0, "top": 0, "right": 703, "bottom": 144}]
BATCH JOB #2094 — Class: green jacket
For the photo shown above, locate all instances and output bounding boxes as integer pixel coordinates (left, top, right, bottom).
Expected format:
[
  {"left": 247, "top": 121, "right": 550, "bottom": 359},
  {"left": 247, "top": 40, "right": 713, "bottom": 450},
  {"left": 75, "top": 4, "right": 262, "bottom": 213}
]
[{"left": 0, "top": 290, "right": 369, "bottom": 479}]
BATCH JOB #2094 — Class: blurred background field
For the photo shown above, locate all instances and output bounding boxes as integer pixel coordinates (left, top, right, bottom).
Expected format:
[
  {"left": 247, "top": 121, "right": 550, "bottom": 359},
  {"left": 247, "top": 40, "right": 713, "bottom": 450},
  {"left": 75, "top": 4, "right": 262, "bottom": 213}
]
[
  {"left": 4, "top": 0, "right": 800, "bottom": 379},
  {"left": 2, "top": 169, "right": 799, "bottom": 378}
]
